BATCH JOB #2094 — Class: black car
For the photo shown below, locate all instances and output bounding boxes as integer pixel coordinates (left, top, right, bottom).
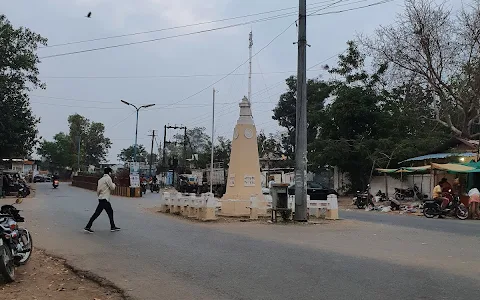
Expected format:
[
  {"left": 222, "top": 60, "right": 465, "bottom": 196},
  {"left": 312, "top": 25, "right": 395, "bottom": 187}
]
[
  {"left": 287, "top": 181, "right": 338, "bottom": 200},
  {"left": 33, "top": 175, "right": 46, "bottom": 183}
]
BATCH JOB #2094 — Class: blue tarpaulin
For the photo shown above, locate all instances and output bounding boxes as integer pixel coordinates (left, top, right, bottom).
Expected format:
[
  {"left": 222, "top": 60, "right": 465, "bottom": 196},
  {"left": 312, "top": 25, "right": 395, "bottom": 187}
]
[{"left": 400, "top": 152, "right": 476, "bottom": 163}]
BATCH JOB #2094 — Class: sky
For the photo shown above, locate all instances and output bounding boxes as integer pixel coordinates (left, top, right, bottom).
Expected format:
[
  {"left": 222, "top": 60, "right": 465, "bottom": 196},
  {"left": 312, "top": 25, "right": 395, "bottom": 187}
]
[{"left": 2, "top": 0, "right": 462, "bottom": 163}]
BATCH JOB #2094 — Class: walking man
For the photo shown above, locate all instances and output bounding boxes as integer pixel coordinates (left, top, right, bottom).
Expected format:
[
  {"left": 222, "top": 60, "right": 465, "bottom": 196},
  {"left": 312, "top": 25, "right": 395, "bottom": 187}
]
[{"left": 84, "top": 167, "right": 120, "bottom": 233}]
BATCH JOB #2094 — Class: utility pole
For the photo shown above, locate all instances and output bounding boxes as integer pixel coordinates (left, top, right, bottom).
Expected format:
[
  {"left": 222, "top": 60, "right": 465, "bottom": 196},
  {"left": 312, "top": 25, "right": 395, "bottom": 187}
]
[
  {"left": 162, "top": 125, "right": 167, "bottom": 166},
  {"left": 210, "top": 88, "right": 216, "bottom": 193},
  {"left": 183, "top": 127, "right": 187, "bottom": 169},
  {"left": 248, "top": 31, "right": 253, "bottom": 103},
  {"left": 76, "top": 136, "right": 81, "bottom": 173},
  {"left": 294, "top": 0, "right": 308, "bottom": 221},
  {"left": 148, "top": 130, "right": 156, "bottom": 176}
]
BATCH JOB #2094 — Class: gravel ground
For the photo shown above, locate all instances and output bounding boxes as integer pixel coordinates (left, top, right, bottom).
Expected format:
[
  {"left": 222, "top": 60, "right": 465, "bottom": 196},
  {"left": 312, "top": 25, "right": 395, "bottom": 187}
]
[{"left": 1, "top": 249, "right": 126, "bottom": 300}]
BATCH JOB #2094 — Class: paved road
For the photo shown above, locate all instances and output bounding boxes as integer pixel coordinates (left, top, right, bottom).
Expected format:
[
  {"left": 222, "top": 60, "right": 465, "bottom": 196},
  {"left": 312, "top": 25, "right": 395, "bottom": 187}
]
[
  {"left": 11, "top": 183, "right": 480, "bottom": 300},
  {"left": 340, "top": 209, "right": 480, "bottom": 237}
]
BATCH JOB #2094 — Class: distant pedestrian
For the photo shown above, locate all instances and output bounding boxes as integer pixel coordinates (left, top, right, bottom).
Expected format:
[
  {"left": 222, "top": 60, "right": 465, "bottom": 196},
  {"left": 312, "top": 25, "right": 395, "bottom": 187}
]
[
  {"left": 268, "top": 176, "right": 275, "bottom": 189},
  {"left": 84, "top": 167, "right": 120, "bottom": 233}
]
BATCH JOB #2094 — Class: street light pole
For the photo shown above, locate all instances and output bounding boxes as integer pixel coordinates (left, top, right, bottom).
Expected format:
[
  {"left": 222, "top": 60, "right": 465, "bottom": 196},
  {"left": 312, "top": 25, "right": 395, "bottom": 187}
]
[{"left": 121, "top": 100, "right": 156, "bottom": 163}]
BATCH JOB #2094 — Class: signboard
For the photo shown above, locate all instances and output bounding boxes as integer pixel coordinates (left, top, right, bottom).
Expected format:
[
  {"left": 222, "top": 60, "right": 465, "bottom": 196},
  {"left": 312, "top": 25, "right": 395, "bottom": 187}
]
[
  {"left": 129, "top": 162, "right": 140, "bottom": 174},
  {"left": 228, "top": 174, "right": 235, "bottom": 187},
  {"left": 244, "top": 175, "right": 255, "bottom": 187},
  {"left": 129, "top": 174, "right": 140, "bottom": 188}
]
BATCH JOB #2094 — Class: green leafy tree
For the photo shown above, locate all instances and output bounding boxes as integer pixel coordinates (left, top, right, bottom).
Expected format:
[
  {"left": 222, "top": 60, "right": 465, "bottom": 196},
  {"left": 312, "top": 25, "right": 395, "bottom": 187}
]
[
  {"left": 118, "top": 144, "right": 148, "bottom": 163},
  {"left": 272, "top": 76, "right": 332, "bottom": 159},
  {"left": 37, "top": 133, "right": 72, "bottom": 171},
  {"left": 0, "top": 15, "right": 46, "bottom": 158},
  {"left": 38, "top": 114, "right": 111, "bottom": 170},
  {"left": 274, "top": 41, "right": 449, "bottom": 190}
]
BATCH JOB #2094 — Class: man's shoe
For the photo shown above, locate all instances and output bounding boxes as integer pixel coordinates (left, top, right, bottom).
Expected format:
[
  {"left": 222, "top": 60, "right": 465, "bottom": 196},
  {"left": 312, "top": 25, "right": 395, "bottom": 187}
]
[
  {"left": 110, "top": 227, "right": 121, "bottom": 232},
  {"left": 84, "top": 228, "right": 94, "bottom": 233}
]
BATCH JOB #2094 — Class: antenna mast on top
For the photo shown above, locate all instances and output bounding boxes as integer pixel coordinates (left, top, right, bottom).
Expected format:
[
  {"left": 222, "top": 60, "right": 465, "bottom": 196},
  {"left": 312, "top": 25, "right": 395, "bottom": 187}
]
[{"left": 248, "top": 31, "right": 253, "bottom": 104}]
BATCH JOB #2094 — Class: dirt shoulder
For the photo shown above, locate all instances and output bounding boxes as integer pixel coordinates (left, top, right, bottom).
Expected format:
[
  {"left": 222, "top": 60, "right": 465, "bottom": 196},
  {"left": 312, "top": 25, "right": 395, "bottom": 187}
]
[{"left": 1, "top": 249, "right": 126, "bottom": 300}]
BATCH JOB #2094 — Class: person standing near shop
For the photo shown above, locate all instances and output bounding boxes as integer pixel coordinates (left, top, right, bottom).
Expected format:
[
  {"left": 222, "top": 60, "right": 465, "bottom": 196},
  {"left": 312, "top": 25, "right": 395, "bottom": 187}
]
[
  {"left": 84, "top": 167, "right": 120, "bottom": 233},
  {"left": 468, "top": 188, "right": 480, "bottom": 219}
]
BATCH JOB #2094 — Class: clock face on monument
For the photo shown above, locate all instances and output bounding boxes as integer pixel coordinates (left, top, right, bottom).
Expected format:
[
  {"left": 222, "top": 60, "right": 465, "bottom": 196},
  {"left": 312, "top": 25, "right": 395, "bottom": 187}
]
[{"left": 244, "top": 128, "right": 253, "bottom": 139}]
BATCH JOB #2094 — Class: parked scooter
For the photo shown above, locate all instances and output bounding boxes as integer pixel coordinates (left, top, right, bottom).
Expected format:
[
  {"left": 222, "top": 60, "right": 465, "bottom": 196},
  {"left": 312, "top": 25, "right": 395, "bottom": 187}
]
[
  {"left": 423, "top": 190, "right": 468, "bottom": 220},
  {"left": 353, "top": 185, "right": 374, "bottom": 209},
  {"left": 394, "top": 184, "right": 424, "bottom": 201},
  {"left": 0, "top": 198, "right": 33, "bottom": 282}
]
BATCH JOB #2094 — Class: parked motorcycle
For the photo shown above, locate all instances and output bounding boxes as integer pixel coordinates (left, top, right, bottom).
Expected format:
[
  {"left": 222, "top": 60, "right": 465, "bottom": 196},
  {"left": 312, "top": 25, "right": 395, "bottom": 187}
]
[
  {"left": 353, "top": 185, "right": 374, "bottom": 209},
  {"left": 394, "top": 184, "right": 424, "bottom": 201},
  {"left": 52, "top": 179, "right": 59, "bottom": 189},
  {"left": 375, "top": 190, "right": 388, "bottom": 202},
  {"left": 0, "top": 198, "right": 33, "bottom": 282},
  {"left": 17, "top": 183, "right": 30, "bottom": 198},
  {"left": 423, "top": 190, "right": 468, "bottom": 220}
]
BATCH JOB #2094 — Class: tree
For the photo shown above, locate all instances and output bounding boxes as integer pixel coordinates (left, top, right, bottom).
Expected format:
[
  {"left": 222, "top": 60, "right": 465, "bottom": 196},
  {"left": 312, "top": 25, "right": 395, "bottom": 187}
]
[
  {"left": 364, "top": 0, "right": 480, "bottom": 138},
  {"left": 37, "top": 114, "right": 111, "bottom": 170},
  {"left": 84, "top": 122, "right": 111, "bottom": 166},
  {"left": 273, "top": 41, "right": 449, "bottom": 190},
  {"left": 257, "top": 131, "right": 282, "bottom": 159},
  {"left": 37, "top": 133, "right": 72, "bottom": 171},
  {"left": 310, "top": 41, "right": 448, "bottom": 189},
  {"left": 118, "top": 144, "right": 148, "bottom": 163},
  {"left": 0, "top": 15, "right": 46, "bottom": 158},
  {"left": 272, "top": 76, "right": 332, "bottom": 159}
]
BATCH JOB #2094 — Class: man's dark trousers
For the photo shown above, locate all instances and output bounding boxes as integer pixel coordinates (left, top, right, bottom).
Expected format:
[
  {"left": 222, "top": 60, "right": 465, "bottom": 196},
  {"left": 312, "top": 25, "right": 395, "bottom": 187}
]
[{"left": 86, "top": 199, "right": 116, "bottom": 229}]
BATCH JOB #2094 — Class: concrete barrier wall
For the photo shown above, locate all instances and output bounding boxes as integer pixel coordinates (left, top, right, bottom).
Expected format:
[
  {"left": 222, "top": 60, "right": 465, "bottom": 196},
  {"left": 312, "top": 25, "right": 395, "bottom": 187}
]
[{"left": 72, "top": 176, "right": 141, "bottom": 197}]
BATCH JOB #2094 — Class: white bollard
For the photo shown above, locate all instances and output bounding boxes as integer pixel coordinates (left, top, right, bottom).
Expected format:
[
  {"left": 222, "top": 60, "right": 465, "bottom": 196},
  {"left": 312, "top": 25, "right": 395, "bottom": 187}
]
[
  {"left": 326, "top": 194, "right": 339, "bottom": 220},
  {"left": 202, "top": 192, "right": 216, "bottom": 221},
  {"left": 161, "top": 192, "right": 170, "bottom": 213}
]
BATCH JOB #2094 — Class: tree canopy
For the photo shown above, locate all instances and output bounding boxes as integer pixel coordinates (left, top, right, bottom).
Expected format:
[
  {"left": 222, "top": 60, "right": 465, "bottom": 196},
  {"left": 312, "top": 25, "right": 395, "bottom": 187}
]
[
  {"left": 0, "top": 14, "right": 46, "bottom": 158},
  {"left": 273, "top": 40, "right": 449, "bottom": 190},
  {"left": 118, "top": 144, "right": 149, "bottom": 163},
  {"left": 37, "top": 114, "right": 111, "bottom": 171},
  {"left": 364, "top": 0, "right": 480, "bottom": 138}
]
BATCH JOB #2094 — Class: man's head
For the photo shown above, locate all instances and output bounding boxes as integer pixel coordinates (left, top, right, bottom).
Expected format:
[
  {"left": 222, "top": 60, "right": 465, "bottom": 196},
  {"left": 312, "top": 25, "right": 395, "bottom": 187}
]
[
  {"left": 104, "top": 167, "right": 113, "bottom": 175},
  {"left": 439, "top": 178, "right": 448, "bottom": 185}
]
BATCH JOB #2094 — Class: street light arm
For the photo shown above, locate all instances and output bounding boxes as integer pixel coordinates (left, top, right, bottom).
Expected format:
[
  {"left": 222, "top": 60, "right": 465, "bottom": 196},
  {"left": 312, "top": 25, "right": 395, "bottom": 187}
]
[
  {"left": 121, "top": 100, "right": 138, "bottom": 110},
  {"left": 140, "top": 104, "right": 156, "bottom": 109}
]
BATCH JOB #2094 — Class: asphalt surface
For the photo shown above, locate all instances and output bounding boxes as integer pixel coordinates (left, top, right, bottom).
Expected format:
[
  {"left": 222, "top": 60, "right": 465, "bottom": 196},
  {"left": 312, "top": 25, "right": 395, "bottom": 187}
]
[
  {"left": 11, "top": 183, "right": 480, "bottom": 300},
  {"left": 341, "top": 209, "right": 480, "bottom": 237}
]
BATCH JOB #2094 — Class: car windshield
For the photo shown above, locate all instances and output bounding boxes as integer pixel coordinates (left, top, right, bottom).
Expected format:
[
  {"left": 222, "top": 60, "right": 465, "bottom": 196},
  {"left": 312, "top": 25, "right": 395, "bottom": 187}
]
[{"left": 308, "top": 182, "right": 323, "bottom": 189}]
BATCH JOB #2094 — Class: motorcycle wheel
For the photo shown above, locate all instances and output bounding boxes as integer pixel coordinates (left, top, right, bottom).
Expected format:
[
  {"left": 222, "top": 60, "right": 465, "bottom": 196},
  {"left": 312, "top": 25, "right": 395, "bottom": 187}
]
[
  {"left": 18, "top": 230, "right": 33, "bottom": 265},
  {"left": 455, "top": 204, "right": 469, "bottom": 220},
  {"left": 423, "top": 207, "right": 437, "bottom": 218},
  {"left": 356, "top": 201, "right": 366, "bottom": 209},
  {"left": 395, "top": 193, "right": 404, "bottom": 201},
  {"left": 0, "top": 245, "right": 15, "bottom": 282}
]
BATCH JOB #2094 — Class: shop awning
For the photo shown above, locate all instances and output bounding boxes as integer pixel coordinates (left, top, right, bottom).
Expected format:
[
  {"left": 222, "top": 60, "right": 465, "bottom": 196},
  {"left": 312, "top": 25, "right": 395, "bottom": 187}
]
[
  {"left": 400, "top": 152, "right": 476, "bottom": 163},
  {"left": 404, "top": 166, "right": 431, "bottom": 172},
  {"left": 375, "top": 168, "right": 399, "bottom": 173},
  {"left": 431, "top": 163, "right": 476, "bottom": 173},
  {"left": 376, "top": 166, "right": 430, "bottom": 173}
]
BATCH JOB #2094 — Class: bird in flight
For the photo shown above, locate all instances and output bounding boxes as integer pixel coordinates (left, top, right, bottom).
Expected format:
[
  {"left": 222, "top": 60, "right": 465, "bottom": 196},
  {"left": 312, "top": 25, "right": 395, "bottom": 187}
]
[{"left": 86, "top": 12, "right": 92, "bottom": 18}]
